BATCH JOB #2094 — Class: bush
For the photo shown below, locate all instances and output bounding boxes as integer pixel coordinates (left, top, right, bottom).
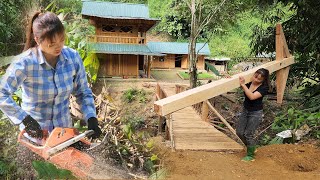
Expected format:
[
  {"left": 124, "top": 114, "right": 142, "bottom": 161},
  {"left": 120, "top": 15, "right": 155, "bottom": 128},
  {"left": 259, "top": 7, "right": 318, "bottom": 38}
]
[
  {"left": 122, "top": 88, "right": 148, "bottom": 103},
  {"left": 272, "top": 108, "right": 320, "bottom": 139}
]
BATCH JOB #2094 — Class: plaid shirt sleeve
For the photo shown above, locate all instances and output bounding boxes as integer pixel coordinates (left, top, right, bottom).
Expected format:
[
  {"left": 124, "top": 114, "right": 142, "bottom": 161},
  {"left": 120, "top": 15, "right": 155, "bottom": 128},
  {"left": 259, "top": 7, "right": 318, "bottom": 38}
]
[
  {"left": 0, "top": 59, "right": 28, "bottom": 124},
  {"left": 72, "top": 52, "right": 96, "bottom": 122}
]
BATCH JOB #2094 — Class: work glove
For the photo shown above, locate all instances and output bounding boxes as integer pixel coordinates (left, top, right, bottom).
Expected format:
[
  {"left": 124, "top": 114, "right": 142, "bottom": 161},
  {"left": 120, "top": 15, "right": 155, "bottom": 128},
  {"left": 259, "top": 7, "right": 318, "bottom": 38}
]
[
  {"left": 87, "top": 117, "right": 102, "bottom": 139},
  {"left": 22, "top": 115, "right": 43, "bottom": 139}
]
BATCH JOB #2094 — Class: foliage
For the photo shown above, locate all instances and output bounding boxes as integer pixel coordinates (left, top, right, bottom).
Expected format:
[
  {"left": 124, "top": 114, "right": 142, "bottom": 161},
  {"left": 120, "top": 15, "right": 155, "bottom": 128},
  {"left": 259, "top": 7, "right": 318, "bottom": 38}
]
[
  {"left": 153, "top": 0, "right": 250, "bottom": 40},
  {"left": 104, "top": 0, "right": 148, "bottom": 4},
  {"left": 83, "top": 53, "right": 100, "bottom": 83},
  {"left": 0, "top": 113, "right": 19, "bottom": 179},
  {"left": 98, "top": 110, "right": 159, "bottom": 174},
  {"left": 178, "top": 71, "right": 213, "bottom": 80},
  {"left": 32, "top": 161, "right": 75, "bottom": 179},
  {"left": 45, "top": 1, "right": 98, "bottom": 83},
  {"left": 42, "top": 0, "right": 82, "bottom": 14},
  {"left": 268, "top": 136, "right": 284, "bottom": 145},
  {"left": 272, "top": 107, "right": 320, "bottom": 139},
  {"left": 122, "top": 88, "right": 148, "bottom": 103},
  {"left": 0, "top": 0, "right": 34, "bottom": 56},
  {"left": 251, "top": 0, "right": 319, "bottom": 92}
]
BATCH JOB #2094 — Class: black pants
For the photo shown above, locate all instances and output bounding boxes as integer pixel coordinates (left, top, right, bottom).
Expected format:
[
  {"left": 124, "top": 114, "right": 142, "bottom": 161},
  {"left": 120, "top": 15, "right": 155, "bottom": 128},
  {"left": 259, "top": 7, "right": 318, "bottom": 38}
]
[{"left": 236, "top": 108, "right": 263, "bottom": 146}]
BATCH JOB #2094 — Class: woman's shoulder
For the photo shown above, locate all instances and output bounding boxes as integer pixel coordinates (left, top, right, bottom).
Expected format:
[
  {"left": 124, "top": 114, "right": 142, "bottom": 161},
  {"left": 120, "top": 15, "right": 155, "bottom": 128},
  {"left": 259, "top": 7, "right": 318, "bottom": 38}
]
[
  {"left": 61, "top": 46, "right": 82, "bottom": 62},
  {"left": 61, "top": 46, "right": 78, "bottom": 56},
  {"left": 10, "top": 49, "right": 35, "bottom": 65}
]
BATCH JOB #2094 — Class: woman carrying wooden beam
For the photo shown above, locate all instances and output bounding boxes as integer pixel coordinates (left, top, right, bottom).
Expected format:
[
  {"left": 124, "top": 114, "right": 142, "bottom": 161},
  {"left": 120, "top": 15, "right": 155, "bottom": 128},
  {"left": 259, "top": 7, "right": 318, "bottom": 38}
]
[{"left": 237, "top": 68, "right": 270, "bottom": 161}]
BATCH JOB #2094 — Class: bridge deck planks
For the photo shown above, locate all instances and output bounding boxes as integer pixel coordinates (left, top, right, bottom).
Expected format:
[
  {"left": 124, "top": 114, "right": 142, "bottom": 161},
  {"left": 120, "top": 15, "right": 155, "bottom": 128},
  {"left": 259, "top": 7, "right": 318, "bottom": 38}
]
[{"left": 160, "top": 84, "right": 243, "bottom": 151}]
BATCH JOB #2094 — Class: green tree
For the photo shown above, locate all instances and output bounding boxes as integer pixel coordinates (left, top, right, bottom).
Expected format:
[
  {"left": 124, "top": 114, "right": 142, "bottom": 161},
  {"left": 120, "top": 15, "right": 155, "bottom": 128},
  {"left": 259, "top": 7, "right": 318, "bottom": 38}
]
[
  {"left": 174, "top": 0, "right": 254, "bottom": 87},
  {"left": 0, "top": 0, "right": 35, "bottom": 56},
  {"left": 252, "top": 0, "right": 320, "bottom": 98}
]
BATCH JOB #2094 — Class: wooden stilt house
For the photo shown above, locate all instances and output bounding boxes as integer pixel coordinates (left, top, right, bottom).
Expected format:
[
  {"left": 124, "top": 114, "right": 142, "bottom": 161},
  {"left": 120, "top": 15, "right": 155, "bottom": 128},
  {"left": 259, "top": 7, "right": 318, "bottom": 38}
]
[
  {"left": 81, "top": 1, "right": 161, "bottom": 78},
  {"left": 81, "top": 1, "right": 211, "bottom": 78}
]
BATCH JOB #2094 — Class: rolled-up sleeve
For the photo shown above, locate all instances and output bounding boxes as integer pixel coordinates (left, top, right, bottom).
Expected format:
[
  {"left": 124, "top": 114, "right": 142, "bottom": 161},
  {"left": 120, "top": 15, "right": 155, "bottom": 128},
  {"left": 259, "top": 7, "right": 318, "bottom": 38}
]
[
  {"left": 0, "top": 60, "right": 28, "bottom": 124},
  {"left": 72, "top": 52, "right": 96, "bottom": 122}
]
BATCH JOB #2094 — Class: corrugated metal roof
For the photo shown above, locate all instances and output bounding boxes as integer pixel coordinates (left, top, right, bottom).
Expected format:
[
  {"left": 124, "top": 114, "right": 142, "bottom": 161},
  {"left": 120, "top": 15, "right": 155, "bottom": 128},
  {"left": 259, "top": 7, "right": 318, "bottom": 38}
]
[
  {"left": 205, "top": 57, "right": 230, "bottom": 61},
  {"left": 81, "top": 1, "right": 157, "bottom": 20},
  {"left": 147, "top": 42, "right": 211, "bottom": 55},
  {"left": 88, "top": 43, "right": 164, "bottom": 56}
]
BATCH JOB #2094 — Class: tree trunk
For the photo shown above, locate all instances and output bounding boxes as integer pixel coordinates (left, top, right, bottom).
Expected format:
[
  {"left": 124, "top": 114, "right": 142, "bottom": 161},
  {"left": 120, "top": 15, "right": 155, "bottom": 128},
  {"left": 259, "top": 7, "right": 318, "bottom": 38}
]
[{"left": 189, "top": 0, "right": 198, "bottom": 88}]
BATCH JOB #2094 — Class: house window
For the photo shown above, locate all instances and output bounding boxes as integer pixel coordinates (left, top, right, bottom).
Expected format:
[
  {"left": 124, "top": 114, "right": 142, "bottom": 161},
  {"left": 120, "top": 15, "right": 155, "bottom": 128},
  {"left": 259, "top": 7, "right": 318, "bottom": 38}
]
[
  {"left": 159, "top": 57, "right": 165, "bottom": 62},
  {"left": 119, "top": 26, "right": 133, "bottom": 33},
  {"left": 102, "top": 25, "right": 115, "bottom": 32}
]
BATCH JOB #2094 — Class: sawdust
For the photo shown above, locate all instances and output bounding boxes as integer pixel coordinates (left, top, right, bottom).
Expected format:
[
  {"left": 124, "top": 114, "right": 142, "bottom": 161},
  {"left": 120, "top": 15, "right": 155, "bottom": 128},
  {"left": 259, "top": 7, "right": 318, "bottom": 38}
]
[{"left": 16, "top": 144, "right": 43, "bottom": 179}]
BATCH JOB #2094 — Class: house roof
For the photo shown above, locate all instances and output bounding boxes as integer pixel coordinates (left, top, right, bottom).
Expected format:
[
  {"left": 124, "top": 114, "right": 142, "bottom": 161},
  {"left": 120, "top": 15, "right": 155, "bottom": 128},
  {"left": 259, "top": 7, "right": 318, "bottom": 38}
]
[
  {"left": 88, "top": 43, "right": 164, "bottom": 56},
  {"left": 147, "top": 42, "right": 211, "bottom": 55},
  {"left": 81, "top": 1, "right": 158, "bottom": 20},
  {"left": 205, "top": 57, "right": 231, "bottom": 61}
]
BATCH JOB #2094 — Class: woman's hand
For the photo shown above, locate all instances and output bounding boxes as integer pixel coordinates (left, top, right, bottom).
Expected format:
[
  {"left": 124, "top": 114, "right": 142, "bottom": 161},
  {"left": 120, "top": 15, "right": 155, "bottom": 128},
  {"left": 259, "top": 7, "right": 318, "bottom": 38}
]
[
  {"left": 239, "top": 76, "right": 245, "bottom": 86},
  {"left": 22, "top": 115, "right": 43, "bottom": 139}
]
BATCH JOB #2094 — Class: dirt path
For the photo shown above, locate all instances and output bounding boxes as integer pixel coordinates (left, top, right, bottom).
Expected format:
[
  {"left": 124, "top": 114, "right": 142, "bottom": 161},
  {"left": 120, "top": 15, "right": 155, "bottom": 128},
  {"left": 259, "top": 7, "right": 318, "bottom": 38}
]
[{"left": 159, "top": 143, "right": 320, "bottom": 180}]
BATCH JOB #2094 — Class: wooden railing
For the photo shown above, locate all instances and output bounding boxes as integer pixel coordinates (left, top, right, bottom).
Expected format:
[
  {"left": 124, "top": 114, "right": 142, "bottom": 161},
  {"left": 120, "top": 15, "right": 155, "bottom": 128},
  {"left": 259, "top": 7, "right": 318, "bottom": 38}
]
[
  {"left": 87, "top": 35, "right": 146, "bottom": 44},
  {"left": 155, "top": 84, "right": 173, "bottom": 143}
]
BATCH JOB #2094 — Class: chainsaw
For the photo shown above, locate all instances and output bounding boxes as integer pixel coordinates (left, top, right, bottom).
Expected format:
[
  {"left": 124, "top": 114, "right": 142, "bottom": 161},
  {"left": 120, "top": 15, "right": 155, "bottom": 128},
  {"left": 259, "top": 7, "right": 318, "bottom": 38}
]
[{"left": 18, "top": 127, "right": 96, "bottom": 178}]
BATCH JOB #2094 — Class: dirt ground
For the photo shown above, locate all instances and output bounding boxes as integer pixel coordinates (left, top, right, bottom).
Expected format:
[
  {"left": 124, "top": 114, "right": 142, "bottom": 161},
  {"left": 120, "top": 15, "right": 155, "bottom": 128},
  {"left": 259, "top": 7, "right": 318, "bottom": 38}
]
[{"left": 156, "top": 140, "right": 320, "bottom": 180}]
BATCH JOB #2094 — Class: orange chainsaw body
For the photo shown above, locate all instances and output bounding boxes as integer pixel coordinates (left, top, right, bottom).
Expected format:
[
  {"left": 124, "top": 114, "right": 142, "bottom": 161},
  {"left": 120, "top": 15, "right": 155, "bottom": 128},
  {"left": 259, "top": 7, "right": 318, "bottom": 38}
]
[{"left": 18, "top": 127, "right": 94, "bottom": 178}]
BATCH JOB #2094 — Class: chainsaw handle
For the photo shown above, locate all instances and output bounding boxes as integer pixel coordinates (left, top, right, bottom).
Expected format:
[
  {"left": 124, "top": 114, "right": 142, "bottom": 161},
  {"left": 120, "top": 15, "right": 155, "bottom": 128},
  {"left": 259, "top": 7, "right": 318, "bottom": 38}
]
[
  {"left": 46, "top": 130, "right": 94, "bottom": 156},
  {"left": 17, "top": 129, "right": 49, "bottom": 158}
]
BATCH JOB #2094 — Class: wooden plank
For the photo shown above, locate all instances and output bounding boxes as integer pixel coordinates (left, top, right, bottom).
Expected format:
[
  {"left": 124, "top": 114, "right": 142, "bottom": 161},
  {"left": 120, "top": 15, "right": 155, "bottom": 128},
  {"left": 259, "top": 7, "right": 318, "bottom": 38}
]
[
  {"left": 201, "top": 100, "right": 209, "bottom": 122},
  {"left": 276, "top": 24, "right": 291, "bottom": 104},
  {"left": 154, "top": 57, "right": 294, "bottom": 116},
  {"left": 175, "top": 142, "right": 243, "bottom": 150},
  {"left": 206, "top": 102, "right": 245, "bottom": 147}
]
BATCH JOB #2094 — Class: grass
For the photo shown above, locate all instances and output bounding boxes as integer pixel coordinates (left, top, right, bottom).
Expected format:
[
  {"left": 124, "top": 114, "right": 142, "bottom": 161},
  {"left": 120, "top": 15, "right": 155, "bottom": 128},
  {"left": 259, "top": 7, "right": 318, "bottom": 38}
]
[{"left": 178, "top": 71, "right": 213, "bottom": 80}]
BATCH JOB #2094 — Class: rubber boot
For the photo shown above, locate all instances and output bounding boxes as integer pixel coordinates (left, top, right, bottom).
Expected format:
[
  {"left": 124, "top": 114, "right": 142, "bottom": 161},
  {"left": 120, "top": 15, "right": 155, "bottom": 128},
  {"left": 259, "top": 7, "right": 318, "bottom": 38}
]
[{"left": 241, "top": 146, "right": 255, "bottom": 162}]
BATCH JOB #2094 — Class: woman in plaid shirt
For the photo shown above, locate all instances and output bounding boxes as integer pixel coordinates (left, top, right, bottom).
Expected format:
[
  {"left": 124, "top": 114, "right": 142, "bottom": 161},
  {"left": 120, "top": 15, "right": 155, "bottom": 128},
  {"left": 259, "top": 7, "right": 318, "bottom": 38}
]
[{"left": 0, "top": 12, "right": 101, "bottom": 140}]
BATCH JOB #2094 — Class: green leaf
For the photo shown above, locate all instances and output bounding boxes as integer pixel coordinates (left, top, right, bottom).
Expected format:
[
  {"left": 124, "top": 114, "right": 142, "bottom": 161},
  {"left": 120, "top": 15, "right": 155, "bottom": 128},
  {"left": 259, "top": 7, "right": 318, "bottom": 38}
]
[
  {"left": 83, "top": 53, "right": 100, "bottom": 83},
  {"left": 32, "top": 161, "right": 75, "bottom": 179},
  {"left": 150, "top": 154, "right": 158, "bottom": 162},
  {"left": 146, "top": 139, "right": 154, "bottom": 149}
]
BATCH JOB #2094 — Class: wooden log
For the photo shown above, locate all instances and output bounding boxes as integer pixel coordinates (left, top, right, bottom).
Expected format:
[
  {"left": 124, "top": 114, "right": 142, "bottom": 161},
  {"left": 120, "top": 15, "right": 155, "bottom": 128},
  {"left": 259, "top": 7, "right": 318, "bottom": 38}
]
[{"left": 154, "top": 56, "right": 294, "bottom": 116}]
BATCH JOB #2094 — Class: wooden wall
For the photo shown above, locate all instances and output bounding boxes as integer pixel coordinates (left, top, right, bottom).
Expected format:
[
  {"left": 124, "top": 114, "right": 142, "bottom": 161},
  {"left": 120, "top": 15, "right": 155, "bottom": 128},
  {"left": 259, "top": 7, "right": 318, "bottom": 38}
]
[
  {"left": 152, "top": 54, "right": 175, "bottom": 69},
  {"left": 98, "top": 54, "right": 138, "bottom": 77},
  {"left": 152, "top": 54, "right": 205, "bottom": 70},
  {"left": 87, "top": 17, "right": 157, "bottom": 44},
  {"left": 197, "top": 56, "right": 205, "bottom": 70},
  {"left": 181, "top": 55, "right": 188, "bottom": 69}
]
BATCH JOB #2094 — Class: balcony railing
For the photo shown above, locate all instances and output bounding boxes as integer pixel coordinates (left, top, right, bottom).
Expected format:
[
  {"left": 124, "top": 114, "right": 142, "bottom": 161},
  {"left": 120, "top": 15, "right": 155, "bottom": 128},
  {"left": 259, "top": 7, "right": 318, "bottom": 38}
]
[{"left": 87, "top": 35, "right": 146, "bottom": 44}]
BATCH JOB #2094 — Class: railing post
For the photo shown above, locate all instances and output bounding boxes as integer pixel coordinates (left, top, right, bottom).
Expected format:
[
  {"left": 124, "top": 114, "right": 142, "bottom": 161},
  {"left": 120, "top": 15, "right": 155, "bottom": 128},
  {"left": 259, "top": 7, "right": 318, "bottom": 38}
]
[
  {"left": 94, "top": 35, "right": 97, "bottom": 42},
  {"left": 201, "top": 100, "right": 209, "bottom": 122}
]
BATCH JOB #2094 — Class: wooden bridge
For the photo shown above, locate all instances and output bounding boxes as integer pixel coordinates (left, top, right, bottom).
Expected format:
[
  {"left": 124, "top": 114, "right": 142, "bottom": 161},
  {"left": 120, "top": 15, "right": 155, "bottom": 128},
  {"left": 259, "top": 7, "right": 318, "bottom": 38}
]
[
  {"left": 154, "top": 24, "right": 294, "bottom": 151},
  {"left": 156, "top": 84, "right": 243, "bottom": 151}
]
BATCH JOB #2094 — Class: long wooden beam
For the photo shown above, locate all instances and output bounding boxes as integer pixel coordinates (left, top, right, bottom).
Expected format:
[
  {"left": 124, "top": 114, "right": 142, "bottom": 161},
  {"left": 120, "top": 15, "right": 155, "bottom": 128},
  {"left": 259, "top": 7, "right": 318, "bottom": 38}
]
[{"left": 154, "top": 56, "right": 294, "bottom": 116}]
